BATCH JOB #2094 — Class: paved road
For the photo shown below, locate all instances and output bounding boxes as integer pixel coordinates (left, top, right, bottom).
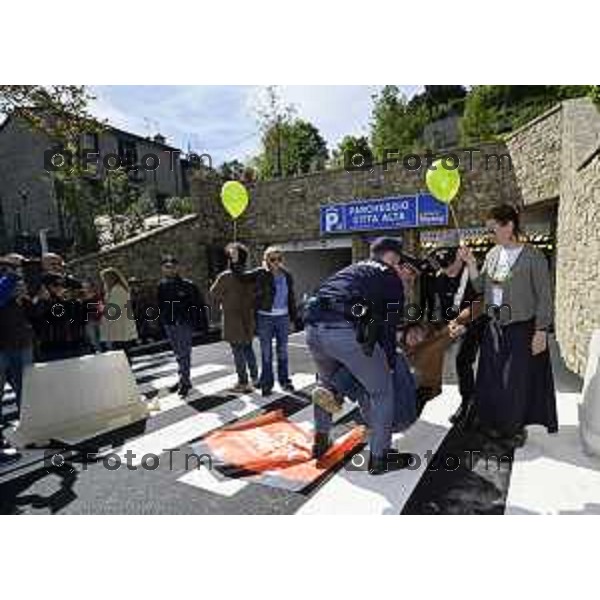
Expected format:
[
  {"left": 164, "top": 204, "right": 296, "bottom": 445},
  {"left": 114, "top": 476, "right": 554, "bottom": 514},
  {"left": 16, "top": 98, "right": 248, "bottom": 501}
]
[{"left": 0, "top": 333, "right": 591, "bottom": 515}]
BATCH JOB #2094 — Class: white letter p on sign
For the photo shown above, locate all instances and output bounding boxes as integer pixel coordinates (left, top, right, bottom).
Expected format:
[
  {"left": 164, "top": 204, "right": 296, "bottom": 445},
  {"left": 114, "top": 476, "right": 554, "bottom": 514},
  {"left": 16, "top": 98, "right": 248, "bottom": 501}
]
[{"left": 325, "top": 210, "right": 340, "bottom": 232}]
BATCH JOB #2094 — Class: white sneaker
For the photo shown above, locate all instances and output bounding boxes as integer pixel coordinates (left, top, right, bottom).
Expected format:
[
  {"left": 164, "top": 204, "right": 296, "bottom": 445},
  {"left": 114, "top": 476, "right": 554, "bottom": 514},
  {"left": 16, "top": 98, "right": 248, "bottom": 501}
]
[{"left": 311, "top": 386, "right": 343, "bottom": 414}]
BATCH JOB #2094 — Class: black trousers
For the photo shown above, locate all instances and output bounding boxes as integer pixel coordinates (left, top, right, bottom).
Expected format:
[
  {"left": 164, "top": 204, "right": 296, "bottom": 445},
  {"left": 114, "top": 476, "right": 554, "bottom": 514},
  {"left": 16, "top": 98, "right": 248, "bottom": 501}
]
[{"left": 455, "top": 317, "right": 486, "bottom": 403}]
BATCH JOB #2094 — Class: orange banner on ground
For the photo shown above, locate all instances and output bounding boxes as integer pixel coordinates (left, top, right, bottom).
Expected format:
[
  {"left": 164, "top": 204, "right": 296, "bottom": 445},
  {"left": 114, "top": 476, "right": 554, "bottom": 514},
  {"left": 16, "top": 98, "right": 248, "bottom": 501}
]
[{"left": 201, "top": 410, "right": 365, "bottom": 490}]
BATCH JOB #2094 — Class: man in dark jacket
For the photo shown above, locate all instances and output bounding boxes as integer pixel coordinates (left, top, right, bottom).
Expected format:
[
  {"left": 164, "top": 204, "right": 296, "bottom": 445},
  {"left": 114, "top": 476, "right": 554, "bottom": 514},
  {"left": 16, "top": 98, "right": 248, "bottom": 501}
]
[
  {"left": 254, "top": 246, "right": 297, "bottom": 397},
  {"left": 427, "top": 246, "right": 485, "bottom": 427},
  {"left": 304, "top": 237, "right": 409, "bottom": 475},
  {"left": 0, "top": 255, "right": 35, "bottom": 433},
  {"left": 157, "top": 256, "right": 207, "bottom": 397}
]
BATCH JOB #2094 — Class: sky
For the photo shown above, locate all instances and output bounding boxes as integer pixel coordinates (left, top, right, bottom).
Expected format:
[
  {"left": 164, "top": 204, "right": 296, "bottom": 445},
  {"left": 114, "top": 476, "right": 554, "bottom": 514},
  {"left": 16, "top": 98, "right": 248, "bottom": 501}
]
[{"left": 89, "top": 85, "right": 422, "bottom": 166}]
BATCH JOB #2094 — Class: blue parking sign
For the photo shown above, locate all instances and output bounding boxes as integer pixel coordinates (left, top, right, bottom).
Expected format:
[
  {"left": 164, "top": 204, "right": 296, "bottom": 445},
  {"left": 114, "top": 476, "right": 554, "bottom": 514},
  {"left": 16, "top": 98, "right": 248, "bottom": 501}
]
[{"left": 319, "top": 193, "right": 447, "bottom": 234}]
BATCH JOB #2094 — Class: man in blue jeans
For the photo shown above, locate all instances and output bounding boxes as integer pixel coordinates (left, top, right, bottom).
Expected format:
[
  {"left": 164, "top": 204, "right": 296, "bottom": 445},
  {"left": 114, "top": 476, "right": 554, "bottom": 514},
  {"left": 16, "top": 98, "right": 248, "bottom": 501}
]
[
  {"left": 255, "top": 246, "right": 297, "bottom": 397},
  {"left": 0, "top": 255, "right": 35, "bottom": 446}
]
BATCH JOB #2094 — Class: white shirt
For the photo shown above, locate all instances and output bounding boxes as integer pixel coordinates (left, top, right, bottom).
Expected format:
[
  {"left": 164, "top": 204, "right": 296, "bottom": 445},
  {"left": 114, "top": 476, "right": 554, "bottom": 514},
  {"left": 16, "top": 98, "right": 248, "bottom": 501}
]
[{"left": 490, "top": 245, "right": 523, "bottom": 306}]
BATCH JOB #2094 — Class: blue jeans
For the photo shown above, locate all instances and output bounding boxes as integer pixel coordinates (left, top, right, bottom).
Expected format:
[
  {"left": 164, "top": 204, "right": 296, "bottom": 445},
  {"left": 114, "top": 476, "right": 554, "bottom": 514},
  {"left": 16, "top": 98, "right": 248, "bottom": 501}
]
[
  {"left": 85, "top": 321, "right": 102, "bottom": 353},
  {"left": 0, "top": 346, "right": 33, "bottom": 420},
  {"left": 306, "top": 323, "right": 395, "bottom": 459},
  {"left": 257, "top": 313, "right": 290, "bottom": 390},
  {"left": 230, "top": 342, "right": 258, "bottom": 385},
  {"left": 163, "top": 322, "right": 193, "bottom": 386}
]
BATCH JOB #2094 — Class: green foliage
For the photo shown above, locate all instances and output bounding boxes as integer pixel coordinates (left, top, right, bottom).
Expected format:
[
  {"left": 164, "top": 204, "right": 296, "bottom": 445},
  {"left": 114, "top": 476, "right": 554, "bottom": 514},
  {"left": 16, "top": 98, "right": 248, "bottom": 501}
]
[
  {"left": 589, "top": 86, "right": 600, "bottom": 109},
  {"left": 218, "top": 160, "right": 245, "bottom": 181},
  {"left": 330, "top": 135, "right": 372, "bottom": 168},
  {"left": 165, "top": 196, "right": 195, "bottom": 218},
  {"left": 370, "top": 86, "right": 430, "bottom": 159},
  {"left": 257, "top": 118, "right": 329, "bottom": 179},
  {"left": 460, "top": 85, "right": 595, "bottom": 143}
]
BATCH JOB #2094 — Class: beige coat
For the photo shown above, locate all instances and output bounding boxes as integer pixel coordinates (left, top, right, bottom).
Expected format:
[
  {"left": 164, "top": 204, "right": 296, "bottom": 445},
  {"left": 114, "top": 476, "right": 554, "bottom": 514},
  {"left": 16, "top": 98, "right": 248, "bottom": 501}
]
[
  {"left": 100, "top": 283, "right": 138, "bottom": 343},
  {"left": 210, "top": 271, "right": 256, "bottom": 344}
]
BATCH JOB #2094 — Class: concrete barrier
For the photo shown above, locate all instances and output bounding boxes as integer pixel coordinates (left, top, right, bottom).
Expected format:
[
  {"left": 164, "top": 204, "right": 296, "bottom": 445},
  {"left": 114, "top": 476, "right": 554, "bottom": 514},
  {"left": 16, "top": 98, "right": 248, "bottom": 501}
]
[
  {"left": 4, "top": 351, "right": 150, "bottom": 447},
  {"left": 580, "top": 330, "right": 600, "bottom": 456}
]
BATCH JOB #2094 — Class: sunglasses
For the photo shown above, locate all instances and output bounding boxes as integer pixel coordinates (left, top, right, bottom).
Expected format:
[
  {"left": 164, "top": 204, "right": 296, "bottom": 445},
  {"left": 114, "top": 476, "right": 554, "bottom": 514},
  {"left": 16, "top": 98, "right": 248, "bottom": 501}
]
[{"left": 268, "top": 256, "right": 283, "bottom": 264}]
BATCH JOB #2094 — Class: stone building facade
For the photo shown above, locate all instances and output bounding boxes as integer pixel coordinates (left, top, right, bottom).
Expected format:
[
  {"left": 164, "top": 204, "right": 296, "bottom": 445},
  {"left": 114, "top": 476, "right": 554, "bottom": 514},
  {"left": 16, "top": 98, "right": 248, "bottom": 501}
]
[
  {"left": 505, "top": 98, "right": 600, "bottom": 376},
  {"left": 0, "top": 114, "right": 186, "bottom": 253}
]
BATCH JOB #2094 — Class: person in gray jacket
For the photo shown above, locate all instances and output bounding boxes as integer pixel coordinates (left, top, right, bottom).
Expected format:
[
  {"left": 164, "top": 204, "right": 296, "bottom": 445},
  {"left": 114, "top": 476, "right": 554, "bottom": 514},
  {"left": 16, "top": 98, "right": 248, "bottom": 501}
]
[{"left": 459, "top": 204, "right": 557, "bottom": 446}]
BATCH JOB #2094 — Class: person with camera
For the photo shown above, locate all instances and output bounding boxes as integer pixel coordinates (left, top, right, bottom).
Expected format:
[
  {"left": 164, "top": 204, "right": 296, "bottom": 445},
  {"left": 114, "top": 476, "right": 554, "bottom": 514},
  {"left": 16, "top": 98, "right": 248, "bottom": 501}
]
[
  {"left": 0, "top": 254, "right": 35, "bottom": 435},
  {"left": 424, "top": 246, "right": 486, "bottom": 428},
  {"left": 304, "top": 237, "right": 411, "bottom": 475}
]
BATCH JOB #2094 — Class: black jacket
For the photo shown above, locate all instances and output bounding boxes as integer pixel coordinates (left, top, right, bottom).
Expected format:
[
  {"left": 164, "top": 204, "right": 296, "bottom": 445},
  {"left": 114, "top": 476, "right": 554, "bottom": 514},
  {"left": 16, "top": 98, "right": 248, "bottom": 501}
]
[
  {"left": 253, "top": 267, "right": 297, "bottom": 322},
  {"left": 157, "top": 276, "right": 207, "bottom": 330},
  {"left": 0, "top": 277, "right": 35, "bottom": 350}
]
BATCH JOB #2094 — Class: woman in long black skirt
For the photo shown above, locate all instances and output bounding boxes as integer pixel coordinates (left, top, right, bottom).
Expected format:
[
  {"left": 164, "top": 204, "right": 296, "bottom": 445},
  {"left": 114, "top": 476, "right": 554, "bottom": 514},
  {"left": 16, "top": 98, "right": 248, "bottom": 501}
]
[{"left": 459, "top": 204, "right": 558, "bottom": 446}]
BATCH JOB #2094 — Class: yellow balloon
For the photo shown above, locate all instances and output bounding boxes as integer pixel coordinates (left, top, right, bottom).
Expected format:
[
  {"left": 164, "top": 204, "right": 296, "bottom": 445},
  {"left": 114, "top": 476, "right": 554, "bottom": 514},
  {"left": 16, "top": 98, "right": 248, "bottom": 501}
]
[
  {"left": 221, "top": 181, "right": 249, "bottom": 219},
  {"left": 426, "top": 159, "right": 461, "bottom": 204}
]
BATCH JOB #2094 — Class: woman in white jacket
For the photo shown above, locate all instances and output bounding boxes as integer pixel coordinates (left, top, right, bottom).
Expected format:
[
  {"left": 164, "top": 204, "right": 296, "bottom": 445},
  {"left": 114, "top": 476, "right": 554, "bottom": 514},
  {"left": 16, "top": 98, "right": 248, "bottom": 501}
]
[{"left": 100, "top": 267, "right": 138, "bottom": 360}]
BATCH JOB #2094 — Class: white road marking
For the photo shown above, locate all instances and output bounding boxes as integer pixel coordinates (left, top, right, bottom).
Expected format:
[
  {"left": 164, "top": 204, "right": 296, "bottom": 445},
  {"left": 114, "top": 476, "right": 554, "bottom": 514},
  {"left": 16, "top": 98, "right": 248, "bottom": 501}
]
[
  {"left": 178, "top": 467, "right": 249, "bottom": 497},
  {"left": 141, "top": 363, "right": 229, "bottom": 392}
]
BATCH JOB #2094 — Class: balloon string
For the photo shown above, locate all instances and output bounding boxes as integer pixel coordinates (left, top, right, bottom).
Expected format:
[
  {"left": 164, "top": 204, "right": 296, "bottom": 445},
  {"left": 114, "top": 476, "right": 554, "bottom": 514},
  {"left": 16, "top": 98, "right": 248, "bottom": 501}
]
[
  {"left": 449, "top": 203, "right": 463, "bottom": 245},
  {"left": 233, "top": 219, "right": 237, "bottom": 243}
]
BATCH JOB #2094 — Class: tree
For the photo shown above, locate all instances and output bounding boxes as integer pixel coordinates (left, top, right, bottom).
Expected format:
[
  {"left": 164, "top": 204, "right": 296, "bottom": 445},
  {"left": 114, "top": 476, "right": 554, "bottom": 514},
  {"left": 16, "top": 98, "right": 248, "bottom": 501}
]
[
  {"left": 218, "top": 159, "right": 245, "bottom": 181},
  {"left": 253, "top": 86, "right": 296, "bottom": 178},
  {"left": 0, "top": 85, "right": 97, "bottom": 143},
  {"left": 370, "top": 85, "right": 429, "bottom": 159},
  {"left": 408, "top": 85, "right": 467, "bottom": 116},
  {"left": 460, "top": 86, "right": 497, "bottom": 144},
  {"left": 330, "top": 135, "right": 372, "bottom": 169}
]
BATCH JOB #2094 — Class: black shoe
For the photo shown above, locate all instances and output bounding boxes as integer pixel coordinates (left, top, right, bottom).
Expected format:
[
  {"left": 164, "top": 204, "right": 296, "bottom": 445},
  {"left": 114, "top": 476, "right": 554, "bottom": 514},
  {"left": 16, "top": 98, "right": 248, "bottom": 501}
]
[
  {"left": 178, "top": 383, "right": 192, "bottom": 398},
  {"left": 261, "top": 388, "right": 273, "bottom": 397},
  {"left": 281, "top": 382, "right": 295, "bottom": 393},
  {"left": 168, "top": 382, "right": 180, "bottom": 394},
  {"left": 312, "top": 432, "right": 330, "bottom": 460},
  {"left": 368, "top": 450, "right": 414, "bottom": 475},
  {"left": 511, "top": 428, "right": 528, "bottom": 447}
]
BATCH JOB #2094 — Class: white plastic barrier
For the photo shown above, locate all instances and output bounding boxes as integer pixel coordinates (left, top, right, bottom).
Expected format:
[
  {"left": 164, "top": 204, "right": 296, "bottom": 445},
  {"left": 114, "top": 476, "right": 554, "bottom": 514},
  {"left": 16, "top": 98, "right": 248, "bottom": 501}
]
[
  {"left": 580, "top": 330, "right": 600, "bottom": 456},
  {"left": 5, "top": 351, "right": 150, "bottom": 447}
]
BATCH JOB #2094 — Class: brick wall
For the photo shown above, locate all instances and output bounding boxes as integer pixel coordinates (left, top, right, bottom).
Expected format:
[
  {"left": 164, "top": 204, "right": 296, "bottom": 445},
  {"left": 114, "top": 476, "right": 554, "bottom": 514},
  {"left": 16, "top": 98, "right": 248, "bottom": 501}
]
[
  {"left": 505, "top": 105, "right": 562, "bottom": 205},
  {"left": 68, "top": 214, "right": 209, "bottom": 296}
]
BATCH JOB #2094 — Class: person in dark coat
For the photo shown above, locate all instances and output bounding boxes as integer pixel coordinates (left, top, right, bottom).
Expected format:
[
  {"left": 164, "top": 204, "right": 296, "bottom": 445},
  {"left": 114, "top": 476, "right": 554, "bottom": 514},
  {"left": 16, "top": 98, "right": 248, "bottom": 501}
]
[
  {"left": 0, "top": 255, "right": 35, "bottom": 433},
  {"left": 210, "top": 243, "right": 259, "bottom": 393},
  {"left": 157, "top": 256, "right": 207, "bottom": 397},
  {"left": 254, "top": 246, "right": 297, "bottom": 397},
  {"left": 426, "top": 246, "right": 486, "bottom": 427},
  {"left": 460, "top": 204, "right": 557, "bottom": 446}
]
